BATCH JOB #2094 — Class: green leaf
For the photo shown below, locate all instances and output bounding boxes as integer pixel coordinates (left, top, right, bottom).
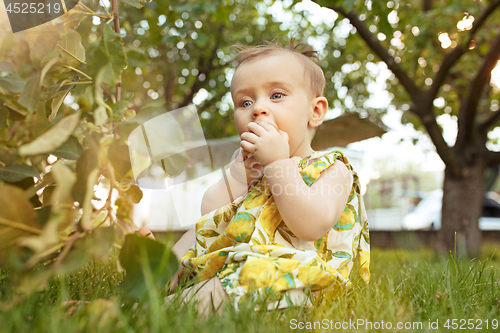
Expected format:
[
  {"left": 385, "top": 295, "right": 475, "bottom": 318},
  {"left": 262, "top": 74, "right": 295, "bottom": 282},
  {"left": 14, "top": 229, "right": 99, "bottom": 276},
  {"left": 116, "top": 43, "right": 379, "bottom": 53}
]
[
  {"left": 33, "top": 101, "right": 51, "bottom": 138},
  {"left": 40, "top": 58, "right": 59, "bottom": 85},
  {"left": 26, "top": 25, "right": 61, "bottom": 69},
  {"left": 17, "top": 73, "right": 41, "bottom": 114},
  {"left": 121, "top": 0, "right": 150, "bottom": 9},
  {"left": 126, "top": 184, "right": 143, "bottom": 204},
  {"left": 52, "top": 135, "right": 84, "bottom": 160},
  {"left": 72, "top": 147, "right": 99, "bottom": 205},
  {"left": 109, "top": 140, "right": 132, "bottom": 181},
  {"left": 161, "top": 151, "right": 188, "bottom": 178},
  {"left": 18, "top": 113, "right": 80, "bottom": 156},
  {"left": 84, "top": 86, "right": 94, "bottom": 106},
  {"left": 57, "top": 29, "right": 86, "bottom": 68},
  {"left": 0, "top": 74, "right": 26, "bottom": 93},
  {"left": 94, "top": 105, "right": 109, "bottom": 126},
  {"left": 0, "top": 183, "right": 40, "bottom": 263},
  {"left": 81, "top": 168, "right": 99, "bottom": 232},
  {"left": 111, "top": 99, "right": 131, "bottom": 121},
  {"left": 50, "top": 162, "right": 77, "bottom": 211},
  {"left": 0, "top": 163, "right": 40, "bottom": 182},
  {"left": 44, "top": 79, "right": 75, "bottom": 100},
  {"left": 88, "top": 24, "right": 127, "bottom": 86},
  {"left": 118, "top": 234, "right": 178, "bottom": 299},
  {"left": 49, "top": 91, "right": 70, "bottom": 122}
]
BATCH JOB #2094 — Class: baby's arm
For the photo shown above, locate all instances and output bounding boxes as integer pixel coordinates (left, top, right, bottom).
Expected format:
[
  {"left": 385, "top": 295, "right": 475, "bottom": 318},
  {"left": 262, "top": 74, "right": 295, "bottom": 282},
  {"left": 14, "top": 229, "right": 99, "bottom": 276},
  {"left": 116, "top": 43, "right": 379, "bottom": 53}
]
[
  {"left": 263, "top": 158, "right": 352, "bottom": 241},
  {"left": 200, "top": 168, "right": 248, "bottom": 216},
  {"left": 201, "top": 148, "right": 262, "bottom": 216},
  {"left": 167, "top": 228, "right": 196, "bottom": 291}
]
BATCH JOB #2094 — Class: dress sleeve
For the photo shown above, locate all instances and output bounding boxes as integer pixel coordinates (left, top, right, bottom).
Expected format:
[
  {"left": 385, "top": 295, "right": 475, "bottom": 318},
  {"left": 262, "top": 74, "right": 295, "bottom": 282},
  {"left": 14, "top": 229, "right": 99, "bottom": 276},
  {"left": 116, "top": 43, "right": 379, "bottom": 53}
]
[{"left": 300, "top": 150, "right": 353, "bottom": 186}]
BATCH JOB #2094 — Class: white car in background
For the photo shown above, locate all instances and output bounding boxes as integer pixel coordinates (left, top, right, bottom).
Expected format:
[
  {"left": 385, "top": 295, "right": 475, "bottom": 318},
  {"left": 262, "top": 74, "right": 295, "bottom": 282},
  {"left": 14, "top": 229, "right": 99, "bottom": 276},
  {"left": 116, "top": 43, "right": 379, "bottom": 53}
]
[{"left": 402, "top": 189, "right": 500, "bottom": 230}]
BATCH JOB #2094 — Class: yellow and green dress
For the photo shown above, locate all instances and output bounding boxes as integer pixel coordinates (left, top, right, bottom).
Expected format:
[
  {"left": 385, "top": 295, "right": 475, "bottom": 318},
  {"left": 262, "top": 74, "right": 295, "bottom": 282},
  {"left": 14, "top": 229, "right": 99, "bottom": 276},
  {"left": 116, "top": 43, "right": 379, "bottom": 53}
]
[{"left": 180, "top": 149, "right": 370, "bottom": 311}]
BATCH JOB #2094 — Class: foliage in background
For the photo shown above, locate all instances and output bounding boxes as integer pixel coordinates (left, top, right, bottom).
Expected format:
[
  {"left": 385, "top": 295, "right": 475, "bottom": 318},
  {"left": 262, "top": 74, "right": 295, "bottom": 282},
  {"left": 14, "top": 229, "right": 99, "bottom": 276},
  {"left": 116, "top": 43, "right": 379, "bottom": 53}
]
[{"left": 305, "top": 0, "right": 500, "bottom": 255}]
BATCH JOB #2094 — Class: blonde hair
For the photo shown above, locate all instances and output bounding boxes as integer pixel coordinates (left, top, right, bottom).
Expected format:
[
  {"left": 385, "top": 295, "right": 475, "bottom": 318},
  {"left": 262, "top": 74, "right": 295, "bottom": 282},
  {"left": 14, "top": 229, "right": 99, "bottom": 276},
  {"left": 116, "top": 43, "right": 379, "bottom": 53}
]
[{"left": 231, "top": 40, "right": 326, "bottom": 98}]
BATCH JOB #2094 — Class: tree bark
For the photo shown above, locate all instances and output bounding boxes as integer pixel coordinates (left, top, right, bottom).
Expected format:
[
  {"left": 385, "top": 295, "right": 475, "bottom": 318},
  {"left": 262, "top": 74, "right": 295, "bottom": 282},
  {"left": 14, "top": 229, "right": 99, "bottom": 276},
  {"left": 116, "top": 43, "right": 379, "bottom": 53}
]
[{"left": 438, "top": 147, "right": 485, "bottom": 257}]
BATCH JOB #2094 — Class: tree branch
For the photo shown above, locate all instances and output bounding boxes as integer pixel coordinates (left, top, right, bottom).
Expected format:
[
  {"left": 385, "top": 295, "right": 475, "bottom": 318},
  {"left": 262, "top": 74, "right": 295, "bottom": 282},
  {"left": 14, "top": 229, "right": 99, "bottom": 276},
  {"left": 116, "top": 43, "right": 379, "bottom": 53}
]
[
  {"left": 315, "top": 1, "right": 469, "bottom": 170},
  {"left": 427, "top": 0, "right": 500, "bottom": 102},
  {"left": 423, "top": 0, "right": 433, "bottom": 12},
  {"left": 457, "top": 32, "right": 500, "bottom": 150},
  {"left": 485, "top": 150, "right": 500, "bottom": 166},
  {"left": 416, "top": 107, "right": 459, "bottom": 169},
  {"left": 319, "top": 4, "right": 423, "bottom": 105},
  {"left": 480, "top": 107, "right": 500, "bottom": 137}
]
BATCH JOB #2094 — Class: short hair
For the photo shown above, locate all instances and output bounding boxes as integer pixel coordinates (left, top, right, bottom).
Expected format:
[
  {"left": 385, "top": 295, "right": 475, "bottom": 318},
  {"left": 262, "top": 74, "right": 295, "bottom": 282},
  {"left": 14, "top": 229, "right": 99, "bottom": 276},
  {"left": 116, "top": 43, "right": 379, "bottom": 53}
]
[{"left": 231, "top": 40, "right": 326, "bottom": 98}]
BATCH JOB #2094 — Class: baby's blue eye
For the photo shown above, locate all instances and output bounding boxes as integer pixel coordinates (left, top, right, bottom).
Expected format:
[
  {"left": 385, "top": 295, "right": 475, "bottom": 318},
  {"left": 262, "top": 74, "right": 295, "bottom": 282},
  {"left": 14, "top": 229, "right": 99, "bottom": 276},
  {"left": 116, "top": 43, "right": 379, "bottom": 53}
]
[
  {"left": 241, "top": 100, "right": 252, "bottom": 108},
  {"left": 271, "top": 93, "right": 283, "bottom": 100}
]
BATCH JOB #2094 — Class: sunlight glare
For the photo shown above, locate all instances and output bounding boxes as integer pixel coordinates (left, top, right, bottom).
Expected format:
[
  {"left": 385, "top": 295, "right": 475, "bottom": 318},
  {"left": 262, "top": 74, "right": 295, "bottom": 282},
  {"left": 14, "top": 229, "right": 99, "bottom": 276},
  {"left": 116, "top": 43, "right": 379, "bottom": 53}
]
[
  {"left": 492, "top": 60, "right": 500, "bottom": 90},
  {"left": 457, "top": 15, "right": 474, "bottom": 31},
  {"left": 438, "top": 32, "right": 452, "bottom": 49}
]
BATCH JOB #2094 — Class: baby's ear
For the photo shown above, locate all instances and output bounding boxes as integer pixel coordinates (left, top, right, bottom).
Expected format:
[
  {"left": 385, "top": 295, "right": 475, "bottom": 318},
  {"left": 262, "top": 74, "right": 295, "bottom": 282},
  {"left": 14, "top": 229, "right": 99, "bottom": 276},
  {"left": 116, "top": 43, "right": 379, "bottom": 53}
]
[{"left": 309, "top": 96, "right": 328, "bottom": 128}]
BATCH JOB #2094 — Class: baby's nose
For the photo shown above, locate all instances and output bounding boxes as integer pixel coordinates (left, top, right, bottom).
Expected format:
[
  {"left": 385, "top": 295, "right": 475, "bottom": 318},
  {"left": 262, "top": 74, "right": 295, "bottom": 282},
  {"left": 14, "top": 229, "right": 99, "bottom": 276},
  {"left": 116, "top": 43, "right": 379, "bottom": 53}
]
[
  {"left": 252, "top": 109, "right": 267, "bottom": 119},
  {"left": 252, "top": 104, "right": 269, "bottom": 119}
]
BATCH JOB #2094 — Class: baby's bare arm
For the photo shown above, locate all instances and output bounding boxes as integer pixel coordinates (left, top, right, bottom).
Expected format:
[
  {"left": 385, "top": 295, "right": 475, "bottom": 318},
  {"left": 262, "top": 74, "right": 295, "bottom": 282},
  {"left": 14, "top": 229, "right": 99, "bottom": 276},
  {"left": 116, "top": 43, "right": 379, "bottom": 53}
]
[
  {"left": 171, "top": 228, "right": 196, "bottom": 263},
  {"left": 167, "top": 228, "right": 196, "bottom": 291},
  {"left": 200, "top": 169, "right": 249, "bottom": 216},
  {"left": 201, "top": 170, "right": 248, "bottom": 216},
  {"left": 263, "top": 158, "right": 352, "bottom": 241},
  {"left": 201, "top": 148, "right": 266, "bottom": 215}
]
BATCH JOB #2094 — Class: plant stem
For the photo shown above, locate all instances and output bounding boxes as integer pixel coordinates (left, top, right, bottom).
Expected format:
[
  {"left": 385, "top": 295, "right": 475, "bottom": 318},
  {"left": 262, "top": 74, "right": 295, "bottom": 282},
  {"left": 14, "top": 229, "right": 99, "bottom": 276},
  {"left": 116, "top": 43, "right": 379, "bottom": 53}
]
[
  {"left": 111, "top": 0, "right": 122, "bottom": 102},
  {"left": 61, "top": 65, "right": 92, "bottom": 81}
]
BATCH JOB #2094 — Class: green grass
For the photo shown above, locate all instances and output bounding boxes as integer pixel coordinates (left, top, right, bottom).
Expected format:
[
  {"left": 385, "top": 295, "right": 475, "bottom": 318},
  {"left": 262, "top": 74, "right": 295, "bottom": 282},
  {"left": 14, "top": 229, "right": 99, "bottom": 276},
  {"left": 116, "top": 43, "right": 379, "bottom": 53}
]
[{"left": 1, "top": 243, "right": 499, "bottom": 333}]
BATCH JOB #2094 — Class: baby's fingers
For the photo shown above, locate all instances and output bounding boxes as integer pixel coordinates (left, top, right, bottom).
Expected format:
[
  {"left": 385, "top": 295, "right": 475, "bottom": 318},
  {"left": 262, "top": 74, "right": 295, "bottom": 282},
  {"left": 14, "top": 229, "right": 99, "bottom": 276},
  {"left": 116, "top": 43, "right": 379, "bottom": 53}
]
[
  {"left": 241, "top": 131, "right": 259, "bottom": 144},
  {"left": 139, "top": 227, "right": 156, "bottom": 240},
  {"left": 279, "top": 130, "right": 289, "bottom": 143},
  {"left": 240, "top": 140, "right": 255, "bottom": 154}
]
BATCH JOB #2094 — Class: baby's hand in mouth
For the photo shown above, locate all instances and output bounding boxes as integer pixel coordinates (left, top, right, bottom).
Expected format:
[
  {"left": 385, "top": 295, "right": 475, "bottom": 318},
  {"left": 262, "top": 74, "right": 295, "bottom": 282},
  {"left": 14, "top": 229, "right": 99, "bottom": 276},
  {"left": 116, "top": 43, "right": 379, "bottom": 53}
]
[
  {"left": 242, "top": 122, "right": 278, "bottom": 161},
  {"left": 257, "top": 121, "right": 278, "bottom": 131},
  {"left": 243, "top": 152, "right": 253, "bottom": 161}
]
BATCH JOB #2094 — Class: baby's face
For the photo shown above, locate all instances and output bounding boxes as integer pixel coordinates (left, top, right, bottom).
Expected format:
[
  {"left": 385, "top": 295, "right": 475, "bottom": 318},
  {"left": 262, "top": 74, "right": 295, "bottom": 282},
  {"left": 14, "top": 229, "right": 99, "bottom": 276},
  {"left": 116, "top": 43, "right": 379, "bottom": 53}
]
[{"left": 231, "top": 53, "right": 316, "bottom": 158}]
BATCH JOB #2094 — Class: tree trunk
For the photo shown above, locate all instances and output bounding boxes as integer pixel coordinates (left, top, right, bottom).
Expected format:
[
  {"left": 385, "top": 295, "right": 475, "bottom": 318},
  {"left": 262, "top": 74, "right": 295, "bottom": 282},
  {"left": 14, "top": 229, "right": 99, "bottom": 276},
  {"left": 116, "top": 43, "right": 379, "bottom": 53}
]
[{"left": 438, "top": 152, "right": 485, "bottom": 257}]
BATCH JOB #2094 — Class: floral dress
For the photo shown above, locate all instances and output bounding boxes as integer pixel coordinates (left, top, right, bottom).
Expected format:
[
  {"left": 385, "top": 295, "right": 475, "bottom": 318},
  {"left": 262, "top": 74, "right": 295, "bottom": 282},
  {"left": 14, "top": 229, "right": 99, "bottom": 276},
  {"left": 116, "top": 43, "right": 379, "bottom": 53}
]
[{"left": 180, "top": 149, "right": 370, "bottom": 311}]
